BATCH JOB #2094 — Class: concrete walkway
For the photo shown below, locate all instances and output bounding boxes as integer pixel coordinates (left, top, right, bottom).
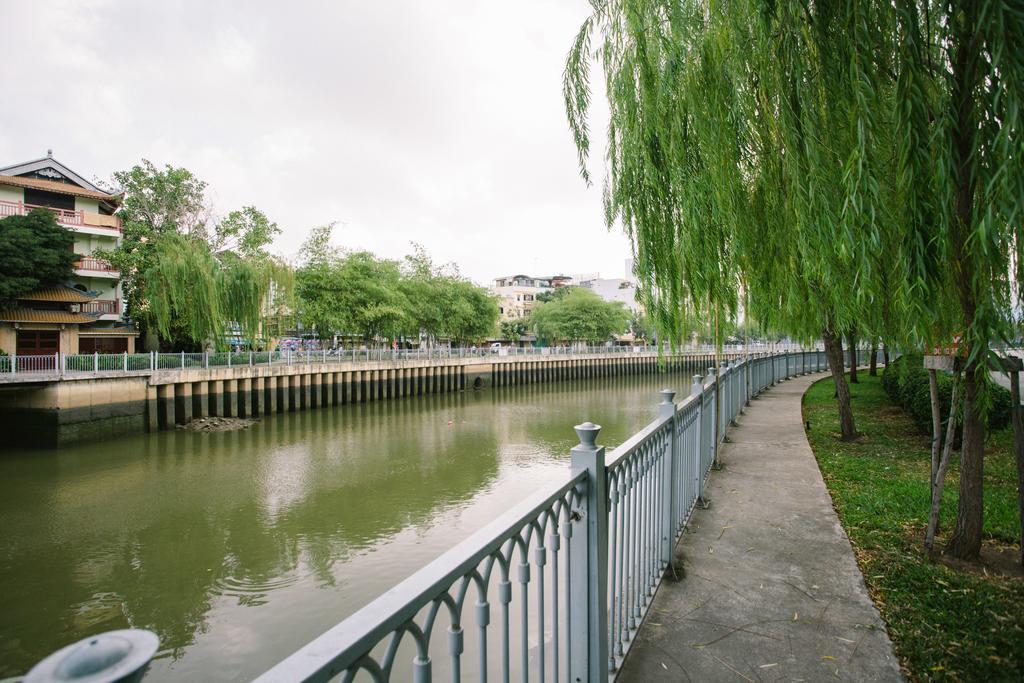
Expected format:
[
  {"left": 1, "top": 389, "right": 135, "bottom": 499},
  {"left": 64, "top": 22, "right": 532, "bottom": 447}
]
[{"left": 619, "top": 373, "right": 903, "bottom": 682}]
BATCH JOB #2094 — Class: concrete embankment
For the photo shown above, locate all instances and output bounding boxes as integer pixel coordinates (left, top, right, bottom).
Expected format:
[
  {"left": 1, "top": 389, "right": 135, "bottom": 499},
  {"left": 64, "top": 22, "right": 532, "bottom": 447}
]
[{"left": 0, "top": 351, "right": 758, "bottom": 448}]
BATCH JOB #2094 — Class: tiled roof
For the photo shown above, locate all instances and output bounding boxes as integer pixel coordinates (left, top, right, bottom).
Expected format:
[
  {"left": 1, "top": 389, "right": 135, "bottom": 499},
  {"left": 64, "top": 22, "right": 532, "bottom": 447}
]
[
  {"left": 18, "top": 286, "right": 97, "bottom": 303},
  {"left": 0, "top": 174, "right": 121, "bottom": 203},
  {"left": 0, "top": 308, "right": 99, "bottom": 324}
]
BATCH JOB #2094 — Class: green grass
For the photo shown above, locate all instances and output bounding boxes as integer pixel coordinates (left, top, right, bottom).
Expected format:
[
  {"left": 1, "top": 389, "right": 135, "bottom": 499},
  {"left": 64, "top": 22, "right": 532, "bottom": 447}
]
[{"left": 803, "top": 372, "right": 1024, "bottom": 681}]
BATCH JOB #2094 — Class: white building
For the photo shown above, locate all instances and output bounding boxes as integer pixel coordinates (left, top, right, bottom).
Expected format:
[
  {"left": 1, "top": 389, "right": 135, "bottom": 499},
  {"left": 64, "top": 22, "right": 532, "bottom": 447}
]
[
  {"left": 577, "top": 276, "right": 641, "bottom": 313},
  {"left": 0, "top": 152, "right": 137, "bottom": 355},
  {"left": 490, "top": 274, "right": 572, "bottom": 321}
]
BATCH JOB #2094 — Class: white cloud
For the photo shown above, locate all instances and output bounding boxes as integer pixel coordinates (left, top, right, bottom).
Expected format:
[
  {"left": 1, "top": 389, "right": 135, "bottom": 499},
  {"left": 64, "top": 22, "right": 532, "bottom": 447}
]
[{"left": 0, "top": 0, "right": 630, "bottom": 284}]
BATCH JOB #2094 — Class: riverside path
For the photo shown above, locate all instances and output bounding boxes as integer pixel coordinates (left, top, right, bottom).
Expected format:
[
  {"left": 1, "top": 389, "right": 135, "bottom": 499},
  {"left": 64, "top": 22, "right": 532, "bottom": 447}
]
[{"left": 619, "top": 372, "right": 904, "bottom": 682}]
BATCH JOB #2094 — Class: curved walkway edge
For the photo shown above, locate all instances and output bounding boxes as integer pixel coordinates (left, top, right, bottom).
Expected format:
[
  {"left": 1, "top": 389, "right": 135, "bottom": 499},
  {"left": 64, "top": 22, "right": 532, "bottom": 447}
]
[{"left": 619, "top": 372, "right": 903, "bottom": 682}]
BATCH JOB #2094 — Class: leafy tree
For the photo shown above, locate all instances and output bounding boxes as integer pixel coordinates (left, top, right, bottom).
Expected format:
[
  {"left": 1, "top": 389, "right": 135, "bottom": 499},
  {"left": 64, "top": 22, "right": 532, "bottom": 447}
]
[
  {"left": 528, "top": 287, "right": 629, "bottom": 344},
  {"left": 213, "top": 206, "right": 281, "bottom": 260},
  {"left": 565, "top": 0, "right": 1023, "bottom": 559},
  {"left": 443, "top": 279, "right": 499, "bottom": 344},
  {"left": 628, "top": 311, "right": 651, "bottom": 341},
  {"left": 500, "top": 319, "right": 527, "bottom": 340},
  {"left": 335, "top": 252, "right": 409, "bottom": 341},
  {"left": 296, "top": 232, "right": 497, "bottom": 345},
  {"left": 100, "top": 160, "right": 287, "bottom": 350},
  {"left": 296, "top": 227, "right": 408, "bottom": 342},
  {"left": 0, "top": 210, "right": 77, "bottom": 305}
]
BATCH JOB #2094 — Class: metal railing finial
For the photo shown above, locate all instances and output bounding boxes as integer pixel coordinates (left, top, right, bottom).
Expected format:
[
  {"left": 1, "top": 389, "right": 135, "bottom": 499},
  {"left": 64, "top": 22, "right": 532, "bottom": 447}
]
[{"left": 573, "top": 421, "right": 601, "bottom": 448}]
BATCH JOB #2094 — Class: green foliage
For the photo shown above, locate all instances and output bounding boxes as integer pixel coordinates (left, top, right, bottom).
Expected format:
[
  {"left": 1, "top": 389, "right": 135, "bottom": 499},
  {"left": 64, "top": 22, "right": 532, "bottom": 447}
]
[
  {"left": 528, "top": 287, "right": 629, "bottom": 344},
  {"left": 102, "top": 160, "right": 289, "bottom": 350},
  {"left": 804, "top": 375, "right": 1024, "bottom": 678},
  {"left": 881, "top": 355, "right": 1012, "bottom": 435},
  {"left": 564, "top": 0, "right": 1023, "bottom": 375},
  {"left": 296, "top": 229, "right": 497, "bottom": 344},
  {"left": 0, "top": 209, "right": 77, "bottom": 305},
  {"left": 499, "top": 319, "right": 527, "bottom": 340},
  {"left": 565, "top": 0, "right": 1024, "bottom": 552},
  {"left": 213, "top": 206, "right": 281, "bottom": 259}
]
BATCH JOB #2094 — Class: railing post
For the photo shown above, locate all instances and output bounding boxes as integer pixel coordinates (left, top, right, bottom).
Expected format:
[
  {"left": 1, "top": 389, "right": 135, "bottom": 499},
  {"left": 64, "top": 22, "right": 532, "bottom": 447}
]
[
  {"left": 708, "top": 366, "right": 720, "bottom": 468},
  {"left": 94, "top": 352, "right": 99, "bottom": 373},
  {"left": 568, "top": 421, "right": 609, "bottom": 683},
  {"left": 659, "top": 390, "right": 677, "bottom": 570},
  {"left": 744, "top": 356, "right": 752, "bottom": 406},
  {"left": 123, "top": 351, "right": 127, "bottom": 372},
  {"left": 692, "top": 374, "right": 709, "bottom": 506},
  {"left": 720, "top": 360, "right": 736, "bottom": 428}
]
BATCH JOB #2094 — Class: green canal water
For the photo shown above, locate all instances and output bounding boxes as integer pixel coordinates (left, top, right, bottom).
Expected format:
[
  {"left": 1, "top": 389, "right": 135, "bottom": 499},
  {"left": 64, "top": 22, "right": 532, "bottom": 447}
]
[{"left": 0, "top": 370, "right": 701, "bottom": 681}]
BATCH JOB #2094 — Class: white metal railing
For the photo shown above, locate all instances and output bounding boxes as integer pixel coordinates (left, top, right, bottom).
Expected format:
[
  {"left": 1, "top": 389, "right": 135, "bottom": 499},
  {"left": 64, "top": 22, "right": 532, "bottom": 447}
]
[
  {"left": 251, "top": 350, "right": 828, "bottom": 683},
  {"left": 0, "top": 343, "right": 824, "bottom": 378}
]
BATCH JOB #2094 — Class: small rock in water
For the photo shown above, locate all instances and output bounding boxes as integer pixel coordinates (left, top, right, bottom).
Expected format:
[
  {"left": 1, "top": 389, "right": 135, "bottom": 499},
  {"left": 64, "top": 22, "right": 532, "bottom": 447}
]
[{"left": 177, "top": 416, "right": 260, "bottom": 432}]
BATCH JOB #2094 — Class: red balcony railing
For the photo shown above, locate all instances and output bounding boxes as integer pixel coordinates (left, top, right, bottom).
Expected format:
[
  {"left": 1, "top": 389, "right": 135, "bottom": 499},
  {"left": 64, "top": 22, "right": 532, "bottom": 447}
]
[
  {"left": 0, "top": 199, "right": 120, "bottom": 230},
  {"left": 80, "top": 299, "right": 120, "bottom": 315},
  {"left": 75, "top": 255, "right": 119, "bottom": 273}
]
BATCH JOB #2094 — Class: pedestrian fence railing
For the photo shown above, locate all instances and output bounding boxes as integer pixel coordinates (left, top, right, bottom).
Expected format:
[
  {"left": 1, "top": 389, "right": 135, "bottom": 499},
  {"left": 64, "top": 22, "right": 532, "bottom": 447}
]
[
  {"left": 249, "top": 350, "right": 829, "bottom": 683},
  {"left": 0, "top": 343, "right": 826, "bottom": 378}
]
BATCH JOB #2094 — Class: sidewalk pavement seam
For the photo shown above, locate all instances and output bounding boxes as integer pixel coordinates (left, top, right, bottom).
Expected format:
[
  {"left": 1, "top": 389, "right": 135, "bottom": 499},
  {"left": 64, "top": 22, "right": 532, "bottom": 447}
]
[{"left": 617, "top": 372, "right": 904, "bottom": 683}]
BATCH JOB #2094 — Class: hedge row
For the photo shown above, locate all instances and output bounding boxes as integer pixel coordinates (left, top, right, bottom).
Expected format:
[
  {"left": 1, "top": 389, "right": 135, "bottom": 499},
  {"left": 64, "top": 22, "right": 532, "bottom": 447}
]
[{"left": 881, "top": 354, "right": 1012, "bottom": 436}]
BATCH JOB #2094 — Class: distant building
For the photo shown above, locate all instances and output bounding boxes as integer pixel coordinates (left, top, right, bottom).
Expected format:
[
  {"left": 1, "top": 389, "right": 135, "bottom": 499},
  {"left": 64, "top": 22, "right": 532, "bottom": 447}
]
[
  {"left": 577, "top": 276, "right": 641, "bottom": 313},
  {"left": 0, "top": 152, "right": 137, "bottom": 355},
  {"left": 490, "top": 274, "right": 572, "bottom": 321}
]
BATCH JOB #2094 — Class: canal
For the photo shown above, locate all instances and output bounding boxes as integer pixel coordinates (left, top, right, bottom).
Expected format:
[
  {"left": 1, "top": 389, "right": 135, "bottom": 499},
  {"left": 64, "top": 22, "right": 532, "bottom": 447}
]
[{"left": 0, "top": 368, "right": 704, "bottom": 681}]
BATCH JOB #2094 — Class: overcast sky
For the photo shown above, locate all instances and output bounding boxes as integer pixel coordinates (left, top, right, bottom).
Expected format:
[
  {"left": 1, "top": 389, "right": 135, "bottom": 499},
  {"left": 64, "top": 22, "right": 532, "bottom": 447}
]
[{"left": 0, "top": 1, "right": 630, "bottom": 285}]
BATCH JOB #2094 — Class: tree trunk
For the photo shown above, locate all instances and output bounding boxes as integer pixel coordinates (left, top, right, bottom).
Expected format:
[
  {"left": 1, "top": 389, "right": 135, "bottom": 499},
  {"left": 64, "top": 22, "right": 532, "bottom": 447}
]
[
  {"left": 823, "top": 327, "right": 858, "bottom": 440},
  {"left": 929, "top": 369, "right": 942, "bottom": 494},
  {"left": 946, "top": 363, "right": 985, "bottom": 559},
  {"left": 944, "top": 2, "right": 985, "bottom": 562},
  {"left": 1010, "top": 371, "right": 1024, "bottom": 567},
  {"left": 883, "top": 347, "right": 890, "bottom": 368},
  {"left": 926, "top": 372, "right": 959, "bottom": 551},
  {"left": 847, "top": 331, "right": 859, "bottom": 383},
  {"left": 869, "top": 341, "right": 878, "bottom": 376}
]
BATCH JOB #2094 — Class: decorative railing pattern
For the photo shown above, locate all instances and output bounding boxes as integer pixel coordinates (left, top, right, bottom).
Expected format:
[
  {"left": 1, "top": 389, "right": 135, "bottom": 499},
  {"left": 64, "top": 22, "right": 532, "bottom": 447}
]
[
  {"left": 0, "top": 199, "right": 123, "bottom": 230},
  {"left": 0, "top": 199, "right": 83, "bottom": 225},
  {"left": 80, "top": 299, "right": 120, "bottom": 314},
  {"left": 0, "top": 344, "right": 823, "bottom": 377},
  {"left": 75, "top": 255, "right": 119, "bottom": 273},
  {"left": 251, "top": 350, "right": 830, "bottom": 683}
]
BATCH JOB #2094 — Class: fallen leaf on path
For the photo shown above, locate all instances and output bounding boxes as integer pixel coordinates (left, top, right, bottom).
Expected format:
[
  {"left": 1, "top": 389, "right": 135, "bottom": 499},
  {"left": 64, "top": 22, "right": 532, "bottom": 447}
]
[
  {"left": 759, "top": 663, "right": 778, "bottom": 669},
  {"left": 821, "top": 655, "right": 835, "bottom": 661}
]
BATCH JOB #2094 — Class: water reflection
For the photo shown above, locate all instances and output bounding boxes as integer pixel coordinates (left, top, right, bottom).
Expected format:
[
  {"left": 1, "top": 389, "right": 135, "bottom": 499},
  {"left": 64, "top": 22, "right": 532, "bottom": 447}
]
[{"left": 0, "top": 370, "right": 697, "bottom": 681}]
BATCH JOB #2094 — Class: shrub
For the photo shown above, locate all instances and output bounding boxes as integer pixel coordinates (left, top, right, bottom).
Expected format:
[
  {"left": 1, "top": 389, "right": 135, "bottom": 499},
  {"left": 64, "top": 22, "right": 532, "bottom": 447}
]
[{"left": 882, "top": 354, "right": 1011, "bottom": 437}]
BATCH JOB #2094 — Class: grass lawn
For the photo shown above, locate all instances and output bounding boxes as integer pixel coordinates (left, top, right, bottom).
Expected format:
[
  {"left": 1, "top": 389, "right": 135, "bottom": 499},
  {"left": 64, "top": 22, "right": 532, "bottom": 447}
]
[{"left": 803, "top": 372, "right": 1024, "bottom": 681}]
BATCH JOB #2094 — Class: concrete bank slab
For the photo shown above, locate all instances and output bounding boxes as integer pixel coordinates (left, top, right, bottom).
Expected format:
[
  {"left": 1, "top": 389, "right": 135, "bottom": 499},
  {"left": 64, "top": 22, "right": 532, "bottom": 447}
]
[{"left": 618, "top": 373, "right": 903, "bottom": 682}]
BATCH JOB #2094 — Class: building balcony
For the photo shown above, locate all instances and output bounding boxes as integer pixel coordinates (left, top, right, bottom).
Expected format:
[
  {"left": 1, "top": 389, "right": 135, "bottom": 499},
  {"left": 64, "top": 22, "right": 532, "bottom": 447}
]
[
  {"left": 78, "top": 299, "right": 121, "bottom": 317},
  {"left": 74, "top": 255, "right": 120, "bottom": 278},
  {"left": 0, "top": 199, "right": 121, "bottom": 233}
]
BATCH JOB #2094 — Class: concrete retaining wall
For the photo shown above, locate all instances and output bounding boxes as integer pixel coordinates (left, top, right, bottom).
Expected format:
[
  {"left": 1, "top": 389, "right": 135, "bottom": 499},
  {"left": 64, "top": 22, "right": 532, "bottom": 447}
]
[{"left": 0, "top": 352, "right": 740, "bottom": 448}]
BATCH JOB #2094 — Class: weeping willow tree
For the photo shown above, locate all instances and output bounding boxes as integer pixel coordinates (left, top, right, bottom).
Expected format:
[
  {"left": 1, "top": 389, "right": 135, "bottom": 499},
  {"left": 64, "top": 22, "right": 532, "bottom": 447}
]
[
  {"left": 141, "top": 233, "right": 284, "bottom": 350},
  {"left": 566, "top": 0, "right": 1022, "bottom": 559}
]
